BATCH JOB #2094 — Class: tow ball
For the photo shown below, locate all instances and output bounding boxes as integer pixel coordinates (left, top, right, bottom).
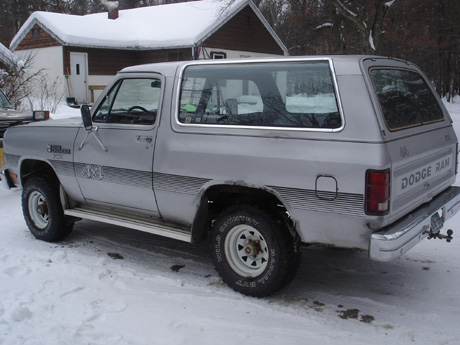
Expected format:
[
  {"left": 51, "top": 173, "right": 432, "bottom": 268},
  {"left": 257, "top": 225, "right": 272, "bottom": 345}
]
[{"left": 427, "top": 229, "right": 454, "bottom": 243}]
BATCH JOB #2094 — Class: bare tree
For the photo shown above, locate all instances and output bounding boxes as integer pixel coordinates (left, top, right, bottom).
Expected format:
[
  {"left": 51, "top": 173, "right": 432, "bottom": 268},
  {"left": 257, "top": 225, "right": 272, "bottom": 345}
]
[
  {"left": 27, "top": 76, "right": 63, "bottom": 113},
  {"left": 0, "top": 52, "right": 43, "bottom": 104},
  {"left": 332, "top": 0, "right": 396, "bottom": 54}
]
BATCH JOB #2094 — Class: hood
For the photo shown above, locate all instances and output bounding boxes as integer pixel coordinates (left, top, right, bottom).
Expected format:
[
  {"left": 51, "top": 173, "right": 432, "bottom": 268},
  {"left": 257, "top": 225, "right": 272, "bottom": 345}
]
[
  {"left": 24, "top": 116, "right": 83, "bottom": 128},
  {"left": 0, "top": 107, "right": 34, "bottom": 121}
]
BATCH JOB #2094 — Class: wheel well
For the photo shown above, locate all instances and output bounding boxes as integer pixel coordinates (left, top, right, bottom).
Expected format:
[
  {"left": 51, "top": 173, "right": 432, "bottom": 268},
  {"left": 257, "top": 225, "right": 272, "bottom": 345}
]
[
  {"left": 191, "top": 184, "right": 293, "bottom": 243},
  {"left": 20, "top": 159, "right": 59, "bottom": 186},
  {"left": 208, "top": 185, "right": 285, "bottom": 216}
]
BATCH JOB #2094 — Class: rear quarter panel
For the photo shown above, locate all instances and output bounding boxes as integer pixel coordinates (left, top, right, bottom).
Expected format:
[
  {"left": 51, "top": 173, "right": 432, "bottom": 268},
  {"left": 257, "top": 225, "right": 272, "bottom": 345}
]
[{"left": 153, "top": 58, "right": 391, "bottom": 249}]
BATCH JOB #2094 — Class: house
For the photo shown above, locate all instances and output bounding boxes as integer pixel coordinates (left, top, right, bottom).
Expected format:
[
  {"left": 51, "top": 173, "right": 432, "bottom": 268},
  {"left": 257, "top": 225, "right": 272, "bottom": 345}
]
[{"left": 9, "top": 0, "right": 287, "bottom": 104}]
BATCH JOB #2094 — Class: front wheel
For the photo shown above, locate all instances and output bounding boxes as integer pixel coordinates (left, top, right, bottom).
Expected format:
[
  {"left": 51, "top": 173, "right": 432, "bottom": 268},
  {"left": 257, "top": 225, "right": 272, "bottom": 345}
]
[
  {"left": 22, "top": 176, "right": 73, "bottom": 242},
  {"left": 210, "top": 205, "right": 300, "bottom": 297}
]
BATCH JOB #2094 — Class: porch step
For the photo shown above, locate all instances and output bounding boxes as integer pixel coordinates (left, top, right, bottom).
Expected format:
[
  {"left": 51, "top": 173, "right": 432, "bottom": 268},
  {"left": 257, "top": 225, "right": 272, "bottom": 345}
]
[{"left": 64, "top": 206, "right": 191, "bottom": 242}]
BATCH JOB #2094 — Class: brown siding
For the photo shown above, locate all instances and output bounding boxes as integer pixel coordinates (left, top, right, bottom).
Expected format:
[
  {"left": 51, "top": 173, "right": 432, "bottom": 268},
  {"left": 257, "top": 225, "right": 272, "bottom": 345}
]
[
  {"left": 63, "top": 47, "right": 192, "bottom": 75},
  {"left": 137, "top": 48, "right": 192, "bottom": 65},
  {"left": 204, "top": 6, "right": 284, "bottom": 55},
  {"left": 15, "top": 25, "right": 60, "bottom": 50}
]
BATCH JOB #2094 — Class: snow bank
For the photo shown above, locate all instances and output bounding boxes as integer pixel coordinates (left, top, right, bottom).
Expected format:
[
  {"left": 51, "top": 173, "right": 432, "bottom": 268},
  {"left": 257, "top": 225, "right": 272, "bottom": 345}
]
[
  {"left": 0, "top": 98, "right": 459, "bottom": 345},
  {"left": 1, "top": 181, "right": 460, "bottom": 344}
]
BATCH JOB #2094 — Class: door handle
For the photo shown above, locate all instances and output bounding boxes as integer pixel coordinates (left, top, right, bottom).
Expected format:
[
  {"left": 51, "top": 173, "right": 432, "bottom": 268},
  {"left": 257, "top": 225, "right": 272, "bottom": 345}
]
[{"left": 136, "top": 135, "right": 153, "bottom": 143}]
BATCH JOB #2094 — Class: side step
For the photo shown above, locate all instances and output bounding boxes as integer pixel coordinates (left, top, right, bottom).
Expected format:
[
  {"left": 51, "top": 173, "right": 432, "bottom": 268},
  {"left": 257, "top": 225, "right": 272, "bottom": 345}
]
[{"left": 64, "top": 206, "right": 192, "bottom": 242}]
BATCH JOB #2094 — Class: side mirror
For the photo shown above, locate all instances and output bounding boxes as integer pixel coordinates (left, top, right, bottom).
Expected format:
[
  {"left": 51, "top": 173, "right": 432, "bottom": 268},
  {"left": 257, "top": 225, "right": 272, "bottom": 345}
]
[
  {"left": 81, "top": 105, "right": 92, "bottom": 130},
  {"left": 79, "top": 104, "right": 108, "bottom": 152}
]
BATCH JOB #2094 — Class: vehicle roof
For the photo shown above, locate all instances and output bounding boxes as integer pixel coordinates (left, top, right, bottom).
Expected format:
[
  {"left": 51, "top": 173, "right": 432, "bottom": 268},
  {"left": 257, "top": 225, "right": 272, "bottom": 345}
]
[{"left": 119, "top": 55, "right": 416, "bottom": 78}]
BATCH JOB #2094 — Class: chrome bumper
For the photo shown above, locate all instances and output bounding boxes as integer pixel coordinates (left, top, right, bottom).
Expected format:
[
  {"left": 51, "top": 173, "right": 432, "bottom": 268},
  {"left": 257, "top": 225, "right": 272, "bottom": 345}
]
[
  {"left": 369, "top": 186, "right": 460, "bottom": 262},
  {"left": 0, "top": 169, "right": 14, "bottom": 190}
]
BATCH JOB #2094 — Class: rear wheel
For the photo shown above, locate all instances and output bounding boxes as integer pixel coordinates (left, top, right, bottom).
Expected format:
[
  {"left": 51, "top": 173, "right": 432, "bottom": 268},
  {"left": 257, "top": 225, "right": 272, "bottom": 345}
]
[
  {"left": 22, "top": 176, "right": 73, "bottom": 242},
  {"left": 211, "top": 204, "right": 300, "bottom": 297}
]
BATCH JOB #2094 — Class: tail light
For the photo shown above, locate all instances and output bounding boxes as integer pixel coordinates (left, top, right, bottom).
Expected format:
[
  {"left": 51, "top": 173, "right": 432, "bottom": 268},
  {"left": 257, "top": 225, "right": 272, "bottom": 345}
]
[{"left": 365, "top": 169, "right": 390, "bottom": 216}]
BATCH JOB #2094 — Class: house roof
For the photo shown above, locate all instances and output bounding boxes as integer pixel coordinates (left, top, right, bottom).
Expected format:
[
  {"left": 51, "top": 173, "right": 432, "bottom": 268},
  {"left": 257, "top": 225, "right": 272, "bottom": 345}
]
[{"left": 10, "top": 0, "right": 287, "bottom": 54}]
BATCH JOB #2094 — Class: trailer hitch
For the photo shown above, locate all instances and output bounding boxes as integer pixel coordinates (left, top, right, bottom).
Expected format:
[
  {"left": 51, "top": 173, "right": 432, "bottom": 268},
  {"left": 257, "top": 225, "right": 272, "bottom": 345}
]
[{"left": 427, "top": 229, "right": 453, "bottom": 243}]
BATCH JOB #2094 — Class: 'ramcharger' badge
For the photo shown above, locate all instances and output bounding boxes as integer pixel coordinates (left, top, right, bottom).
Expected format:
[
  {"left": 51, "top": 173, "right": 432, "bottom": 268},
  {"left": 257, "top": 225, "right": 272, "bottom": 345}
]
[{"left": 47, "top": 145, "right": 71, "bottom": 154}]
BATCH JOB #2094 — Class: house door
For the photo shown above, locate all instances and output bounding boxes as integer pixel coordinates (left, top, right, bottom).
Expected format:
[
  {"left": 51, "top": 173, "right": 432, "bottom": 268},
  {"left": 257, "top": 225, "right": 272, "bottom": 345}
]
[{"left": 70, "top": 53, "right": 87, "bottom": 103}]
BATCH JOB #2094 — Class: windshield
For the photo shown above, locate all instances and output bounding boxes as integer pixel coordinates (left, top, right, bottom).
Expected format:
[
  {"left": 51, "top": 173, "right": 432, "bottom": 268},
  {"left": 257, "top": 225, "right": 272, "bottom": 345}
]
[{"left": 0, "top": 90, "right": 13, "bottom": 109}]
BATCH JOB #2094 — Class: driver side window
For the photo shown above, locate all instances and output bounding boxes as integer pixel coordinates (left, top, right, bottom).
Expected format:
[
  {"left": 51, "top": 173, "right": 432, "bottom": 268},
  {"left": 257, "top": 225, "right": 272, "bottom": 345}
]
[{"left": 94, "top": 78, "right": 161, "bottom": 125}]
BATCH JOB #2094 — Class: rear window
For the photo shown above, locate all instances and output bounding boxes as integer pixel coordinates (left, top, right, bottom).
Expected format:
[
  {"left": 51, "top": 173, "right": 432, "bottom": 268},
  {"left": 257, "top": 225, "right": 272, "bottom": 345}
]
[
  {"left": 370, "top": 69, "right": 444, "bottom": 131},
  {"left": 178, "top": 61, "right": 342, "bottom": 130}
]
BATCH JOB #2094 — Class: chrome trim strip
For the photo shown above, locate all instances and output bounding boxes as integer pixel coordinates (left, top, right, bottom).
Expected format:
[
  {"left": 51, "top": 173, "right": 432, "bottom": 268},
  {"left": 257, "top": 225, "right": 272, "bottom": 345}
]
[
  {"left": 270, "top": 185, "right": 364, "bottom": 217},
  {"left": 173, "top": 57, "right": 345, "bottom": 133},
  {"left": 153, "top": 172, "right": 210, "bottom": 195}
]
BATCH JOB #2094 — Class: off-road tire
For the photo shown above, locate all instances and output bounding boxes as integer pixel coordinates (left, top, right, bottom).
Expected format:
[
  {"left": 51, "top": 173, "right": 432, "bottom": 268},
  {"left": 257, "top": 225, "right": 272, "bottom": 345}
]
[
  {"left": 211, "top": 204, "right": 300, "bottom": 297},
  {"left": 22, "top": 176, "right": 73, "bottom": 242}
]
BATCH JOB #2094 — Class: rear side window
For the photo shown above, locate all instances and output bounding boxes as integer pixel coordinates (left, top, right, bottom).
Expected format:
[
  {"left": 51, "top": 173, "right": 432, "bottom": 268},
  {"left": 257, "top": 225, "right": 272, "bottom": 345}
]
[
  {"left": 370, "top": 69, "right": 444, "bottom": 131},
  {"left": 178, "top": 61, "right": 341, "bottom": 130}
]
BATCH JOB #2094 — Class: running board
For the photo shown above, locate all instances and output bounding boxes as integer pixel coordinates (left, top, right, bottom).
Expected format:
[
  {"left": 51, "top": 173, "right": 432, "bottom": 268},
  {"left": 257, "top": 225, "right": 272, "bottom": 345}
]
[{"left": 64, "top": 206, "right": 191, "bottom": 242}]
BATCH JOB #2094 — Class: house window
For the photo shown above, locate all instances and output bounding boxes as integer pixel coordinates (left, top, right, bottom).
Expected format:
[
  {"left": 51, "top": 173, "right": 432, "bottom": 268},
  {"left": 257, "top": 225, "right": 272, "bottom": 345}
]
[
  {"left": 211, "top": 52, "right": 226, "bottom": 59},
  {"left": 31, "top": 28, "right": 41, "bottom": 38}
]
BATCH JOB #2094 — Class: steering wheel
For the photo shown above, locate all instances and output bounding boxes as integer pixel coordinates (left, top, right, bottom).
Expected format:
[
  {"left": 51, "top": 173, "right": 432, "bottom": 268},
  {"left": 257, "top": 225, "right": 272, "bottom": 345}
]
[
  {"left": 127, "top": 106, "right": 148, "bottom": 115},
  {"left": 217, "top": 115, "right": 229, "bottom": 123}
]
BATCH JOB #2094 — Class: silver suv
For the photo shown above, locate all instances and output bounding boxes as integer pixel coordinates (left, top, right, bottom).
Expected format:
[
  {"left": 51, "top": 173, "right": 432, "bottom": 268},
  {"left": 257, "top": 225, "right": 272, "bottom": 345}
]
[{"left": 2, "top": 56, "right": 459, "bottom": 296}]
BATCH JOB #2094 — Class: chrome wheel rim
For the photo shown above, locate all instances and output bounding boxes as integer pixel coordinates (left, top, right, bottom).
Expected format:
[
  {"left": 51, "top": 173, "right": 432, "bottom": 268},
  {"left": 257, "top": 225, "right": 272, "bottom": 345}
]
[
  {"left": 28, "top": 191, "right": 49, "bottom": 229},
  {"left": 224, "top": 224, "right": 269, "bottom": 278}
]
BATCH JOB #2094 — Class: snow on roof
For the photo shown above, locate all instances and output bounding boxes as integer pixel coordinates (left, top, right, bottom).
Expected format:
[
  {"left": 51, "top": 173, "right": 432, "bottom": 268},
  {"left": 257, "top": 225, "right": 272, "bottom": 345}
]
[
  {"left": 10, "top": 0, "right": 286, "bottom": 53},
  {"left": 0, "top": 42, "right": 19, "bottom": 67}
]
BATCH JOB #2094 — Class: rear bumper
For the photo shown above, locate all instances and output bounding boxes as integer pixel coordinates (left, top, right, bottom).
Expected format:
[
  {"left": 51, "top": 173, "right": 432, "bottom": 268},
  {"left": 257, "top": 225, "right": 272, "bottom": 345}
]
[{"left": 369, "top": 186, "right": 460, "bottom": 261}]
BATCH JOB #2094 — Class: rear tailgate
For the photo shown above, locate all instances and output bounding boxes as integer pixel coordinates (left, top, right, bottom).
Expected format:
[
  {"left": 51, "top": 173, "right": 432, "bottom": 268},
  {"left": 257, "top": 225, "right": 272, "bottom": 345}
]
[
  {"left": 387, "top": 128, "right": 456, "bottom": 223},
  {"left": 362, "top": 58, "right": 458, "bottom": 223}
]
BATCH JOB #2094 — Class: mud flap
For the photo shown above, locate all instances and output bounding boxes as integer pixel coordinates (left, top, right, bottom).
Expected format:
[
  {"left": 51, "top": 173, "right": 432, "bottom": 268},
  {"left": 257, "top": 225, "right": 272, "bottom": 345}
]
[{"left": 0, "top": 139, "right": 4, "bottom": 170}]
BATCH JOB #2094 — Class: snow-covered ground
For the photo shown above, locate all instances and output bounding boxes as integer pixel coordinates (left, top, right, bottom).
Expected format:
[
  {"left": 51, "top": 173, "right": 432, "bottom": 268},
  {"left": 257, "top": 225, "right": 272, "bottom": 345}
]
[{"left": 1, "top": 99, "right": 460, "bottom": 345}]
